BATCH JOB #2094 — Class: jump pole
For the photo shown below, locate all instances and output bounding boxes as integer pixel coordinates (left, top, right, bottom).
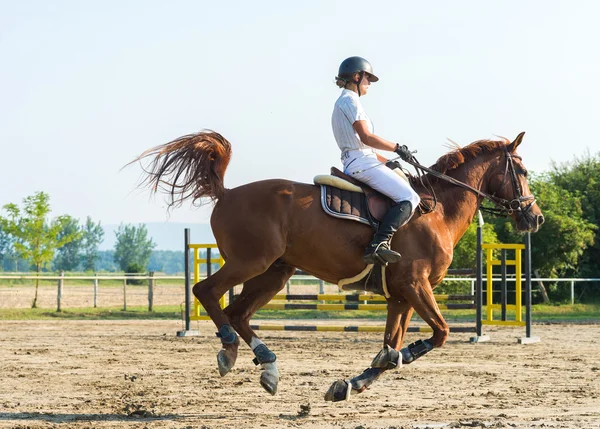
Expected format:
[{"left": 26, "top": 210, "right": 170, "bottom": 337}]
[
  {"left": 250, "top": 293, "right": 477, "bottom": 334},
  {"left": 471, "top": 211, "right": 490, "bottom": 343},
  {"left": 250, "top": 325, "right": 475, "bottom": 333},
  {"left": 519, "top": 231, "right": 540, "bottom": 344},
  {"left": 470, "top": 214, "right": 540, "bottom": 344},
  {"left": 177, "top": 228, "right": 199, "bottom": 337}
]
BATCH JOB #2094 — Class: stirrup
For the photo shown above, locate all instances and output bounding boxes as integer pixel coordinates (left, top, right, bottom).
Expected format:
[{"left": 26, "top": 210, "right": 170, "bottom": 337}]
[{"left": 363, "top": 243, "right": 401, "bottom": 266}]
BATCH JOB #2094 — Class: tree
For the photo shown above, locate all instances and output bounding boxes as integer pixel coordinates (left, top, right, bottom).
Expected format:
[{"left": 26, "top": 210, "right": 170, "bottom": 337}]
[
  {"left": 96, "top": 250, "right": 118, "bottom": 272},
  {"left": 549, "top": 151, "right": 600, "bottom": 278},
  {"left": 81, "top": 216, "right": 104, "bottom": 271},
  {"left": 0, "top": 228, "right": 10, "bottom": 271},
  {"left": 113, "top": 223, "right": 156, "bottom": 272},
  {"left": 450, "top": 220, "right": 499, "bottom": 270},
  {"left": 0, "top": 192, "right": 81, "bottom": 307},
  {"left": 490, "top": 174, "right": 596, "bottom": 279},
  {"left": 54, "top": 217, "right": 83, "bottom": 271}
]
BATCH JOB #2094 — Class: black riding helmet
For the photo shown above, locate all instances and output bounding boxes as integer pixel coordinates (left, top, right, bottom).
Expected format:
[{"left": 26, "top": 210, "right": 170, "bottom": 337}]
[{"left": 336, "top": 56, "right": 379, "bottom": 96}]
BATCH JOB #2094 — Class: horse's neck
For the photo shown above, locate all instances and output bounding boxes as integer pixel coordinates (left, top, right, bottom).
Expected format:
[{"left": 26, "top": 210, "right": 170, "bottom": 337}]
[{"left": 434, "top": 155, "right": 496, "bottom": 246}]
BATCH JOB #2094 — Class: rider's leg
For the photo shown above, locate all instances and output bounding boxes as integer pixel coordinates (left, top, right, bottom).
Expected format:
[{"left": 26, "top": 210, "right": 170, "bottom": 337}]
[
  {"left": 364, "top": 201, "right": 412, "bottom": 264},
  {"left": 345, "top": 156, "right": 420, "bottom": 265}
]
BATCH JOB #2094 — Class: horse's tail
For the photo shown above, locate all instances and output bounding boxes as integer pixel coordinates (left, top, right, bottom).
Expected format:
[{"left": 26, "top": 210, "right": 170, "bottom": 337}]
[{"left": 133, "top": 130, "right": 232, "bottom": 207}]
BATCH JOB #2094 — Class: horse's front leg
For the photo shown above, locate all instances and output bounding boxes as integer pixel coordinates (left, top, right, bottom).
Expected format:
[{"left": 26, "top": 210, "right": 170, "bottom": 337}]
[
  {"left": 370, "top": 279, "right": 450, "bottom": 372},
  {"left": 369, "top": 278, "right": 451, "bottom": 373},
  {"left": 325, "top": 300, "right": 413, "bottom": 402}
]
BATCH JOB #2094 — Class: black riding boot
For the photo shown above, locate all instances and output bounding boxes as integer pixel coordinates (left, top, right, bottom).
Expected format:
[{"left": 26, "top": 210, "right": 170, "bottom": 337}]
[{"left": 363, "top": 201, "right": 413, "bottom": 266}]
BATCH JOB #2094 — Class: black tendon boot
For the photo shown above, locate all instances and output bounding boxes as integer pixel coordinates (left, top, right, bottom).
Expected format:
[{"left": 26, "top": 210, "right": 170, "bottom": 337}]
[{"left": 363, "top": 201, "right": 413, "bottom": 265}]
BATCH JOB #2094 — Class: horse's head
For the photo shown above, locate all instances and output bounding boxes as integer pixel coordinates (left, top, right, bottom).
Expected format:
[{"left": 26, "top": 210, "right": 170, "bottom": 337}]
[{"left": 486, "top": 132, "right": 544, "bottom": 232}]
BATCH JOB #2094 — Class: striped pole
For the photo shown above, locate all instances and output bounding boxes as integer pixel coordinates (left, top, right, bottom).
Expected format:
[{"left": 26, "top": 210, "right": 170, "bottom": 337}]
[
  {"left": 240, "top": 294, "right": 474, "bottom": 302},
  {"left": 250, "top": 325, "right": 476, "bottom": 333},
  {"left": 261, "top": 303, "right": 474, "bottom": 311}
]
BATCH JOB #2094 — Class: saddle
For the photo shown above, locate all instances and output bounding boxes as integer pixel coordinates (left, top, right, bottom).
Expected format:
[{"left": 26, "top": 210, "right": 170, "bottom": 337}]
[
  {"left": 314, "top": 166, "right": 409, "bottom": 229},
  {"left": 314, "top": 165, "right": 413, "bottom": 297}
]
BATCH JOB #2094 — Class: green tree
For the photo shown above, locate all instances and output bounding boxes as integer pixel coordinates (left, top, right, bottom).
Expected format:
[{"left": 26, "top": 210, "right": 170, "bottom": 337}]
[
  {"left": 96, "top": 250, "right": 118, "bottom": 272},
  {"left": 0, "top": 192, "right": 81, "bottom": 307},
  {"left": 0, "top": 228, "right": 10, "bottom": 270},
  {"left": 549, "top": 151, "right": 600, "bottom": 278},
  {"left": 113, "top": 223, "right": 156, "bottom": 271},
  {"left": 490, "top": 174, "right": 596, "bottom": 279},
  {"left": 81, "top": 216, "right": 104, "bottom": 271},
  {"left": 54, "top": 217, "right": 83, "bottom": 271},
  {"left": 451, "top": 219, "right": 499, "bottom": 270}
]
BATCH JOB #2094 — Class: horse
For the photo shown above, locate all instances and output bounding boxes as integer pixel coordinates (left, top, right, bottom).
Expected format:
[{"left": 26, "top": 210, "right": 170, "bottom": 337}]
[{"left": 135, "top": 131, "right": 544, "bottom": 401}]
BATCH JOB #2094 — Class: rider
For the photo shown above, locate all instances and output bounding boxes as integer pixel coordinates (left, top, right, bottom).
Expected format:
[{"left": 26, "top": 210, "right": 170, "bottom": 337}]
[{"left": 332, "top": 56, "right": 421, "bottom": 265}]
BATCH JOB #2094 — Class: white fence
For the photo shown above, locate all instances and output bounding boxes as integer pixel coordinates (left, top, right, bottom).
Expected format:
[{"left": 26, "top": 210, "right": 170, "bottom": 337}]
[
  {"left": 0, "top": 274, "right": 598, "bottom": 311},
  {"left": 0, "top": 274, "right": 184, "bottom": 311}
]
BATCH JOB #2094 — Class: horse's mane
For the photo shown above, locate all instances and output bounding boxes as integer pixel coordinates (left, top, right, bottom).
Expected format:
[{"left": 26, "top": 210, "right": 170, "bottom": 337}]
[
  {"left": 431, "top": 138, "right": 510, "bottom": 174},
  {"left": 409, "top": 138, "right": 510, "bottom": 187}
]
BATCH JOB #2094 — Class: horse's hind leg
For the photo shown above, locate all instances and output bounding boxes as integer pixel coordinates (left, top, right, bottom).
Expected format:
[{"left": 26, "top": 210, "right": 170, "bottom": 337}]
[
  {"left": 193, "top": 256, "right": 277, "bottom": 377},
  {"left": 224, "top": 262, "right": 296, "bottom": 395}
]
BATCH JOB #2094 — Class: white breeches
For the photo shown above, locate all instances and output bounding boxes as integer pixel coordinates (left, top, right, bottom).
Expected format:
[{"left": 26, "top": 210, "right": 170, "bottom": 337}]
[{"left": 342, "top": 150, "right": 421, "bottom": 209}]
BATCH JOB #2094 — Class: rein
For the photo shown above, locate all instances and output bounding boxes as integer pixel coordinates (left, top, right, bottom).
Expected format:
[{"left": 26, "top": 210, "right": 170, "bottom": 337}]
[{"left": 403, "top": 148, "right": 536, "bottom": 217}]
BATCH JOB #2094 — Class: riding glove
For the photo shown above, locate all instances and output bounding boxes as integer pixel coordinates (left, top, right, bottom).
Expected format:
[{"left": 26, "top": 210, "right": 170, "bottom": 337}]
[{"left": 394, "top": 144, "right": 413, "bottom": 162}]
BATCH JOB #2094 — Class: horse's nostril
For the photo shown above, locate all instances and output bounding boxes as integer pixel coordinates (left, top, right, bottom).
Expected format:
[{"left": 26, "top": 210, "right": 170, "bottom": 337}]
[{"left": 537, "top": 215, "right": 545, "bottom": 225}]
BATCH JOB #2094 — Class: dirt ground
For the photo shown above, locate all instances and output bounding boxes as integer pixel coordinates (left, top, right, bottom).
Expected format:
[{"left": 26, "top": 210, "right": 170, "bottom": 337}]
[{"left": 0, "top": 320, "right": 599, "bottom": 429}]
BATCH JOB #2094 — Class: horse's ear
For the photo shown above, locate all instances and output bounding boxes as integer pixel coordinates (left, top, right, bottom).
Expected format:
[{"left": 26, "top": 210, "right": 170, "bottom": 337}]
[{"left": 508, "top": 132, "right": 525, "bottom": 152}]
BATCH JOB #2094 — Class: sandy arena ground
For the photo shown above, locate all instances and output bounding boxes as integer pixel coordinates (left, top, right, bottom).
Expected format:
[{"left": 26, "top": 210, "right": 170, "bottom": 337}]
[{"left": 0, "top": 320, "right": 599, "bottom": 429}]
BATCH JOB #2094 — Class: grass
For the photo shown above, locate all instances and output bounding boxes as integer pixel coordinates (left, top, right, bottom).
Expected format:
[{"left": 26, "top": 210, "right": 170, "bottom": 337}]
[
  {"left": 0, "top": 305, "right": 184, "bottom": 320},
  {"left": 0, "top": 303, "right": 598, "bottom": 322},
  {"left": 530, "top": 303, "right": 600, "bottom": 321}
]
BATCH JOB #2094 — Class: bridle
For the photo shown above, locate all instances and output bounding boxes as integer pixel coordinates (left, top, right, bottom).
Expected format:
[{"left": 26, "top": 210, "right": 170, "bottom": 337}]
[
  {"left": 403, "top": 146, "right": 536, "bottom": 217},
  {"left": 482, "top": 148, "right": 536, "bottom": 217}
]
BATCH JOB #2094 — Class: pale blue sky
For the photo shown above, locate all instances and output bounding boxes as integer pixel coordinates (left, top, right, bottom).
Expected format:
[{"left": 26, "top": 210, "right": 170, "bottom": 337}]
[{"left": 1, "top": 1, "right": 598, "bottom": 225}]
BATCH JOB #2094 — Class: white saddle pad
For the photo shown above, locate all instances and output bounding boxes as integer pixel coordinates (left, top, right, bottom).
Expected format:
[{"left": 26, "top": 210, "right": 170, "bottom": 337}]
[{"left": 313, "top": 167, "right": 410, "bottom": 191}]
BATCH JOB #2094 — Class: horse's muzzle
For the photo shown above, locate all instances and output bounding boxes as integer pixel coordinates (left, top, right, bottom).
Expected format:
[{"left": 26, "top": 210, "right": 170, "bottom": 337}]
[{"left": 519, "top": 213, "right": 544, "bottom": 233}]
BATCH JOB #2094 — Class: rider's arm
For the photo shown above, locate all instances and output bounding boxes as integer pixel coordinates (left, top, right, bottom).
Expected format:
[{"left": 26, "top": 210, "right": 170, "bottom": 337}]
[{"left": 353, "top": 120, "right": 397, "bottom": 152}]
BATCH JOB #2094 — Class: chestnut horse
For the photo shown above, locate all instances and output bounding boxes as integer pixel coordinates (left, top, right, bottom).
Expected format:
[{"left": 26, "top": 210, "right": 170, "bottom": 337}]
[{"left": 136, "top": 131, "right": 543, "bottom": 401}]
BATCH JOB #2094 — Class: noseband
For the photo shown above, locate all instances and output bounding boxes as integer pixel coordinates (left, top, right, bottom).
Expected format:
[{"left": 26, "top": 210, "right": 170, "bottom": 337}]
[{"left": 403, "top": 147, "right": 536, "bottom": 217}]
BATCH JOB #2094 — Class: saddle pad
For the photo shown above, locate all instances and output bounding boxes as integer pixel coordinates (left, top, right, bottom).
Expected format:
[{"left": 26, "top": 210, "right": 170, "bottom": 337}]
[
  {"left": 320, "top": 185, "right": 374, "bottom": 227},
  {"left": 314, "top": 175, "right": 363, "bottom": 193}
]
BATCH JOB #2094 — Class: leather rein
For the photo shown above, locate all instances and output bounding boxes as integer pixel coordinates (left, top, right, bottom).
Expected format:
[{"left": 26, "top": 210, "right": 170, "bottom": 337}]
[{"left": 403, "top": 147, "right": 536, "bottom": 217}]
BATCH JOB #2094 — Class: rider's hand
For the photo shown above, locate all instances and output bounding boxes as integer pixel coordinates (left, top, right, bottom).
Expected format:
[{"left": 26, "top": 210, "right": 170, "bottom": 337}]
[
  {"left": 385, "top": 160, "right": 401, "bottom": 170},
  {"left": 394, "top": 144, "right": 413, "bottom": 162}
]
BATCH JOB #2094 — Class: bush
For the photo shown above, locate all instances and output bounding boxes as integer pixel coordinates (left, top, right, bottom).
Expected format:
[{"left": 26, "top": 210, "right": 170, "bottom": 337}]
[{"left": 126, "top": 263, "right": 146, "bottom": 285}]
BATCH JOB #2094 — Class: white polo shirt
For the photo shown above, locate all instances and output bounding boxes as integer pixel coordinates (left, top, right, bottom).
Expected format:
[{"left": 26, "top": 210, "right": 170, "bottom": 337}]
[{"left": 331, "top": 89, "right": 375, "bottom": 154}]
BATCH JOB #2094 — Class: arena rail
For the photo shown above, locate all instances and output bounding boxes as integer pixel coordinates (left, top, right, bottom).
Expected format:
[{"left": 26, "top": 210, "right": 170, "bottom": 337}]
[
  {"left": 0, "top": 273, "right": 182, "bottom": 312},
  {"left": 247, "top": 292, "right": 476, "bottom": 334},
  {"left": 177, "top": 212, "right": 568, "bottom": 343}
]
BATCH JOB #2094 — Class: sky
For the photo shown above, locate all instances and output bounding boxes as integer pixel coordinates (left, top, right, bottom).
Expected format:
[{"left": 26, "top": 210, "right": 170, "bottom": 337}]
[{"left": 1, "top": 1, "right": 599, "bottom": 226}]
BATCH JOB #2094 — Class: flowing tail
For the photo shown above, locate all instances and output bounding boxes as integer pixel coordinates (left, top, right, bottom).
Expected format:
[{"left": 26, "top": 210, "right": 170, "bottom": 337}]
[{"left": 133, "top": 130, "right": 232, "bottom": 207}]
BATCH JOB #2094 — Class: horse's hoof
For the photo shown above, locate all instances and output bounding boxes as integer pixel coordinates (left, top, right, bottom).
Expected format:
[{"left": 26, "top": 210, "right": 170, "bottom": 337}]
[
  {"left": 260, "top": 371, "right": 278, "bottom": 395},
  {"left": 217, "top": 349, "right": 236, "bottom": 377},
  {"left": 324, "top": 379, "right": 351, "bottom": 402}
]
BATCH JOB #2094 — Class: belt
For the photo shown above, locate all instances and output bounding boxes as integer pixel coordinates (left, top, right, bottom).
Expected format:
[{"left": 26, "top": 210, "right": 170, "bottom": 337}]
[{"left": 341, "top": 148, "right": 375, "bottom": 161}]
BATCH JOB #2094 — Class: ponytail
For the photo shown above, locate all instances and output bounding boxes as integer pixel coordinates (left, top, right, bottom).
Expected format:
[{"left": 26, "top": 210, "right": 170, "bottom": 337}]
[{"left": 334, "top": 76, "right": 347, "bottom": 88}]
